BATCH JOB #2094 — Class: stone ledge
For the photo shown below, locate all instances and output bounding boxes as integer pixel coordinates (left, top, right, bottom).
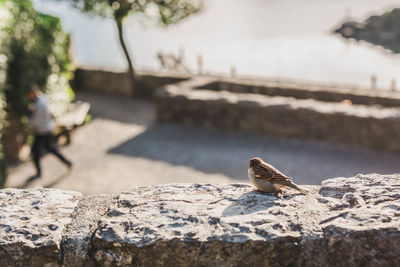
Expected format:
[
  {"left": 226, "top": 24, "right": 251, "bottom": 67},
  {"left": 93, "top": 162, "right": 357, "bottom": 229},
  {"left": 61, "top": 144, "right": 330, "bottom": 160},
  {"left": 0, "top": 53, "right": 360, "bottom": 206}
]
[
  {"left": 156, "top": 79, "right": 400, "bottom": 152},
  {"left": 1, "top": 174, "right": 400, "bottom": 266},
  {"left": 198, "top": 78, "right": 400, "bottom": 107},
  {"left": 73, "top": 68, "right": 189, "bottom": 98},
  {"left": 0, "top": 189, "right": 82, "bottom": 266}
]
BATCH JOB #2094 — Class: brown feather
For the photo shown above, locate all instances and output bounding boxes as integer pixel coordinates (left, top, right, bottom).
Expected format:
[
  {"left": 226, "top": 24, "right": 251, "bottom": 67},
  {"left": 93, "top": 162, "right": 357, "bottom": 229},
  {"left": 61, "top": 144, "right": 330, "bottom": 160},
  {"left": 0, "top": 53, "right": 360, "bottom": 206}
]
[
  {"left": 254, "top": 161, "right": 290, "bottom": 181},
  {"left": 249, "top": 157, "right": 308, "bottom": 194}
]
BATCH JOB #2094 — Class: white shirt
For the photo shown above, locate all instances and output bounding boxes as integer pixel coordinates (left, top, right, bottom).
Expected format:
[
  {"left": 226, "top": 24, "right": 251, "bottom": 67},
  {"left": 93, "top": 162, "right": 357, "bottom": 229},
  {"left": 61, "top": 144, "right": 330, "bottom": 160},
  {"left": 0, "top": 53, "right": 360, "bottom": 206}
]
[{"left": 31, "top": 95, "right": 55, "bottom": 134}]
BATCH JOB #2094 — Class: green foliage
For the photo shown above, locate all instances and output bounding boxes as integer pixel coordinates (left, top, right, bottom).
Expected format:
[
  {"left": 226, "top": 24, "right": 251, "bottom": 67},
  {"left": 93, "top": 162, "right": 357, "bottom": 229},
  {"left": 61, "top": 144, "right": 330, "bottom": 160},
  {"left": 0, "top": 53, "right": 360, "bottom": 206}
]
[
  {"left": 1, "top": 0, "right": 74, "bottom": 117},
  {"left": 154, "top": 0, "right": 203, "bottom": 25},
  {"left": 59, "top": 0, "right": 202, "bottom": 24},
  {"left": 0, "top": 0, "right": 74, "bottom": 186},
  {"left": 0, "top": 2, "right": 9, "bottom": 187},
  {"left": 84, "top": 113, "right": 92, "bottom": 123}
]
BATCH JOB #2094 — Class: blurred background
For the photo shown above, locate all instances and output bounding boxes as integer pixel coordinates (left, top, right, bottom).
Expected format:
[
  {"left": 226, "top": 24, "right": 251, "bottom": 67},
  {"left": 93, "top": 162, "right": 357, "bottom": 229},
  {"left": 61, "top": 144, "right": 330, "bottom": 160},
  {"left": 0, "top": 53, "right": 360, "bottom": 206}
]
[
  {"left": 1, "top": 0, "right": 400, "bottom": 194},
  {"left": 35, "top": 0, "right": 400, "bottom": 88}
]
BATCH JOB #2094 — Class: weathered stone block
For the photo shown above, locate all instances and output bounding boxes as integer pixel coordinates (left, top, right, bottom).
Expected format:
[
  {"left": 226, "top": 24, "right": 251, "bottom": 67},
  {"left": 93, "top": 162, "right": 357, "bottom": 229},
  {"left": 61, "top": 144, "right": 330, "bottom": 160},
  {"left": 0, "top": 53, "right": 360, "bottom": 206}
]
[
  {"left": 0, "top": 188, "right": 82, "bottom": 266},
  {"left": 92, "top": 174, "right": 400, "bottom": 266},
  {"left": 61, "top": 194, "right": 116, "bottom": 267},
  {"left": 1, "top": 174, "right": 400, "bottom": 266},
  {"left": 200, "top": 79, "right": 400, "bottom": 107}
]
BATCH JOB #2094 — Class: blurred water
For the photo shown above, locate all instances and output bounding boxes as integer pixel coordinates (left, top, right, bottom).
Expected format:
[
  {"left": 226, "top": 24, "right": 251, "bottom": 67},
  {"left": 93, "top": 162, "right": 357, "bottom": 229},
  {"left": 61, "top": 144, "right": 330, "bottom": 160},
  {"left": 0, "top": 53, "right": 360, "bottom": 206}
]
[{"left": 34, "top": 0, "right": 400, "bottom": 88}]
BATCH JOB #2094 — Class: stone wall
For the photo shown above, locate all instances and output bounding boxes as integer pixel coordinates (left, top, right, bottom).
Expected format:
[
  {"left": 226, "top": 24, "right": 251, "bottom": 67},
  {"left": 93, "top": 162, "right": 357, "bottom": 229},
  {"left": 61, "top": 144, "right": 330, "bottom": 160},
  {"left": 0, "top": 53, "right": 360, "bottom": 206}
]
[
  {"left": 1, "top": 174, "right": 400, "bottom": 266},
  {"left": 73, "top": 68, "right": 400, "bottom": 152},
  {"left": 156, "top": 78, "right": 400, "bottom": 152},
  {"left": 73, "top": 67, "right": 189, "bottom": 98},
  {"left": 200, "top": 79, "right": 400, "bottom": 107},
  {"left": 73, "top": 67, "right": 400, "bottom": 106}
]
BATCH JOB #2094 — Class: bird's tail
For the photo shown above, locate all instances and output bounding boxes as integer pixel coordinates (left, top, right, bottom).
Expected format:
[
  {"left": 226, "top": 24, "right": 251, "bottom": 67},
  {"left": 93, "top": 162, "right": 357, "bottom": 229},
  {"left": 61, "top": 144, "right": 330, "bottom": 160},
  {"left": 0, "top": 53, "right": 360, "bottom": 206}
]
[{"left": 283, "top": 178, "right": 308, "bottom": 194}]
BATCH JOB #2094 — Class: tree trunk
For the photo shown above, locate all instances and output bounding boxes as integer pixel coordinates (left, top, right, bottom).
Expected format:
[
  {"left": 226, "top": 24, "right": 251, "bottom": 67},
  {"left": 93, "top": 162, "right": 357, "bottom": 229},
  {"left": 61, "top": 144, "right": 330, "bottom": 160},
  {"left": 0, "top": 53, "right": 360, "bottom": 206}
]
[{"left": 115, "top": 17, "right": 136, "bottom": 97}]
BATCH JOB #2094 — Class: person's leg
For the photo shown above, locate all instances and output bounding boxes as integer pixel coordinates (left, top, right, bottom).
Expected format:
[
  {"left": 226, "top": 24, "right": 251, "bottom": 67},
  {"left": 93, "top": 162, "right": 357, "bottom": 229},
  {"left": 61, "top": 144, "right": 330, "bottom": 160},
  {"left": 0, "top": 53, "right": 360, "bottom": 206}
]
[
  {"left": 31, "top": 135, "right": 44, "bottom": 177},
  {"left": 44, "top": 134, "right": 72, "bottom": 167}
]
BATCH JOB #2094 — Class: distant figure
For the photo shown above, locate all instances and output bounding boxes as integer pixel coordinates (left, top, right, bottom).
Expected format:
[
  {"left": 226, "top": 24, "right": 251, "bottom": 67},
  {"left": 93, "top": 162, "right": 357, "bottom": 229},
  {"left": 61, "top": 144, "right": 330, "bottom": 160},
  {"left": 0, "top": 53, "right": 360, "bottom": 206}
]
[
  {"left": 197, "top": 53, "right": 203, "bottom": 75},
  {"left": 391, "top": 78, "right": 397, "bottom": 91},
  {"left": 230, "top": 66, "right": 237, "bottom": 78},
  {"left": 157, "top": 48, "right": 191, "bottom": 74},
  {"left": 371, "top": 75, "right": 377, "bottom": 90},
  {"left": 27, "top": 85, "right": 72, "bottom": 179}
]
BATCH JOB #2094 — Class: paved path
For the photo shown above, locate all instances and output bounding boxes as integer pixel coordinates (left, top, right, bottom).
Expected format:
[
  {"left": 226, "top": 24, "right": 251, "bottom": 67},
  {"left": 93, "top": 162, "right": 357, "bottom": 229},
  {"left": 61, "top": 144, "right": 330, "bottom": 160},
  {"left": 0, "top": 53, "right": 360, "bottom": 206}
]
[{"left": 6, "top": 92, "right": 400, "bottom": 195}]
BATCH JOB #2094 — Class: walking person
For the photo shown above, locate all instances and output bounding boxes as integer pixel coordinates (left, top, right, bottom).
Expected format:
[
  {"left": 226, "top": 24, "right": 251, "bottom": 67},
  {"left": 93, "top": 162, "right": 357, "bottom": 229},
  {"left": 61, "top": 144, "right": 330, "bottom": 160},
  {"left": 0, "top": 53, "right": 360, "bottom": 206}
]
[{"left": 27, "top": 85, "right": 72, "bottom": 179}]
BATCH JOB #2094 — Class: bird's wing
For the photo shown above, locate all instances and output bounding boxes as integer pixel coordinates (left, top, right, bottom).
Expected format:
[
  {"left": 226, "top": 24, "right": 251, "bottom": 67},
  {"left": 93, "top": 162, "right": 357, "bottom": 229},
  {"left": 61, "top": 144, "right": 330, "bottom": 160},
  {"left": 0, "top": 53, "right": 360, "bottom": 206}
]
[{"left": 254, "top": 163, "right": 290, "bottom": 181}]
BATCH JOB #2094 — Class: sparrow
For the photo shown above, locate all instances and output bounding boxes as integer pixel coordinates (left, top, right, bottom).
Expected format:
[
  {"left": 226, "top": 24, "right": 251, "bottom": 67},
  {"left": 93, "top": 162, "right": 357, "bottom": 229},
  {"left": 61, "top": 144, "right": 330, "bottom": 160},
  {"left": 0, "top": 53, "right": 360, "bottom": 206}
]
[{"left": 248, "top": 157, "right": 308, "bottom": 197}]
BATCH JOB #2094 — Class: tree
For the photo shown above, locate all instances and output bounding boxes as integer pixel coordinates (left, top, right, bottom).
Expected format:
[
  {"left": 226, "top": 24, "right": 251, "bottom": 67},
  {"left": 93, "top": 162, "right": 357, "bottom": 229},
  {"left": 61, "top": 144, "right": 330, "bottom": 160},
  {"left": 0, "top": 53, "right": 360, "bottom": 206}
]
[{"left": 57, "top": 0, "right": 203, "bottom": 96}]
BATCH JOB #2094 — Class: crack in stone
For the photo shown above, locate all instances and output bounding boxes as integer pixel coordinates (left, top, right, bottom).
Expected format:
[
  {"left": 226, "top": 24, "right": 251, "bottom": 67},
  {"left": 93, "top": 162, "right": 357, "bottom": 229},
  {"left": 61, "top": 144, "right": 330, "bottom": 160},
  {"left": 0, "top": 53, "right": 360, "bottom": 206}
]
[
  {"left": 319, "top": 211, "right": 349, "bottom": 225},
  {"left": 60, "top": 194, "right": 116, "bottom": 267}
]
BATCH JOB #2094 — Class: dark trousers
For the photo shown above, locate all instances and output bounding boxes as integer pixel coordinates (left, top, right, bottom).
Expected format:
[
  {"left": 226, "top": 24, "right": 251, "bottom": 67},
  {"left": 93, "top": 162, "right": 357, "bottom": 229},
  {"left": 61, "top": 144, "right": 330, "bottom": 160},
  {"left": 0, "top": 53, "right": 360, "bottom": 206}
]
[{"left": 32, "top": 133, "right": 71, "bottom": 176}]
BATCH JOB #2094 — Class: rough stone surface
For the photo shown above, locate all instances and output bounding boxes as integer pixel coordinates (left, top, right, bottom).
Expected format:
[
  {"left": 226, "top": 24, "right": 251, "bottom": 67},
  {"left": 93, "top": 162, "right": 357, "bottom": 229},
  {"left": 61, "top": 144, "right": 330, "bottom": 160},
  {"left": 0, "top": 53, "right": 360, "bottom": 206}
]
[
  {"left": 0, "top": 188, "right": 82, "bottom": 266},
  {"left": 1, "top": 174, "right": 400, "bottom": 266},
  {"left": 74, "top": 67, "right": 188, "bottom": 98},
  {"left": 92, "top": 174, "right": 400, "bottom": 267},
  {"left": 61, "top": 194, "right": 116, "bottom": 267},
  {"left": 156, "top": 78, "right": 400, "bottom": 152},
  {"left": 201, "top": 78, "right": 400, "bottom": 107}
]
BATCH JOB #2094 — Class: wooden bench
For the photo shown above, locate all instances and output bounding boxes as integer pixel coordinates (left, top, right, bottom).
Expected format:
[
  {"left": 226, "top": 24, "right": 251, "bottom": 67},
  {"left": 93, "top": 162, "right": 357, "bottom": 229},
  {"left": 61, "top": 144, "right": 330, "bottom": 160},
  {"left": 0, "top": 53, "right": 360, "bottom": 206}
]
[{"left": 55, "top": 101, "right": 90, "bottom": 145}]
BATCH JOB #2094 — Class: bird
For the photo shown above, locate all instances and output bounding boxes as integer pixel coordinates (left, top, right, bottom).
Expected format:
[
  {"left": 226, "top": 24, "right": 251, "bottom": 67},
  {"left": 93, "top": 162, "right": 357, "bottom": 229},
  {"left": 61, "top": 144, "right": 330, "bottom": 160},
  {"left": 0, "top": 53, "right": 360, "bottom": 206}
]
[{"left": 248, "top": 157, "right": 308, "bottom": 197}]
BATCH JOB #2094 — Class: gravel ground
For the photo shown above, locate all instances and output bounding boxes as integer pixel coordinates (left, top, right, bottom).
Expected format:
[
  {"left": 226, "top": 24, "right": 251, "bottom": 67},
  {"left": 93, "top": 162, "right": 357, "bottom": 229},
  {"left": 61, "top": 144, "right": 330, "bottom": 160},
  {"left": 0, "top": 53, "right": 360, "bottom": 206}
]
[{"left": 6, "top": 92, "right": 400, "bottom": 195}]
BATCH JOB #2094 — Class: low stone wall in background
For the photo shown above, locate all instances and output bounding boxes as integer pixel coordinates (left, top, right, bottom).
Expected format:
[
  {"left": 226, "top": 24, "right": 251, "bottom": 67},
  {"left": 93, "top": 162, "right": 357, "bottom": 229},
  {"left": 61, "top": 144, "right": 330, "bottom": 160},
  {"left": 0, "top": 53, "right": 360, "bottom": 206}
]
[
  {"left": 73, "top": 68, "right": 400, "bottom": 152},
  {"left": 156, "top": 78, "right": 400, "bottom": 152},
  {"left": 200, "top": 78, "right": 400, "bottom": 107},
  {"left": 73, "top": 67, "right": 189, "bottom": 98},
  {"left": 73, "top": 67, "right": 400, "bottom": 107},
  {"left": 1, "top": 174, "right": 400, "bottom": 266}
]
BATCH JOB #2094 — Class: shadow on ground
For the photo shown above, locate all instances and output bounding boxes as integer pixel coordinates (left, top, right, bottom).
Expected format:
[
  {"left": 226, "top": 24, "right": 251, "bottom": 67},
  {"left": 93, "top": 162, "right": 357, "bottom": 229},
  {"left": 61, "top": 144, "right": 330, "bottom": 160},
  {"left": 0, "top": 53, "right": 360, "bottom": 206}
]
[
  {"left": 19, "top": 169, "right": 71, "bottom": 189},
  {"left": 108, "top": 123, "right": 400, "bottom": 185},
  {"left": 76, "top": 92, "right": 155, "bottom": 125}
]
